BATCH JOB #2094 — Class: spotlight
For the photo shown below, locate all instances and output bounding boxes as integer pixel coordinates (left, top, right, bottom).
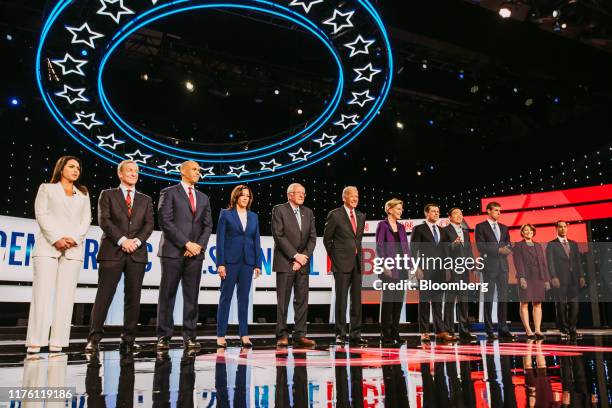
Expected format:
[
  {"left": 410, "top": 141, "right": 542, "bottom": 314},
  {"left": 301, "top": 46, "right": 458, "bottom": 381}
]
[
  {"left": 9, "top": 97, "right": 19, "bottom": 107},
  {"left": 229, "top": 133, "right": 235, "bottom": 139},
  {"left": 274, "top": 89, "right": 280, "bottom": 95},
  {"left": 513, "top": 87, "right": 518, "bottom": 93},
  {"left": 458, "top": 71, "right": 465, "bottom": 79},
  {"left": 525, "top": 98, "right": 534, "bottom": 106},
  {"left": 81, "top": 49, "right": 88, "bottom": 56},
  {"left": 396, "top": 121, "right": 404, "bottom": 130},
  {"left": 184, "top": 80, "right": 195, "bottom": 92},
  {"left": 416, "top": 171, "right": 422, "bottom": 176},
  {"left": 140, "top": 73, "right": 149, "bottom": 81},
  {"left": 498, "top": 4, "right": 512, "bottom": 18},
  {"left": 296, "top": 108, "right": 303, "bottom": 115},
  {"left": 561, "top": 22, "right": 567, "bottom": 29},
  {"left": 552, "top": 9, "right": 559, "bottom": 18},
  {"left": 6, "top": 34, "right": 12, "bottom": 41},
  {"left": 470, "top": 85, "right": 479, "bottom": 93},
  {"left": 421, "top": 60, "right": 428, "bottom": 69},
  {"left": 553, "top": 97, "right": 560, "bottom": 104},
  {"left": 363, "top": 167, "right": 367, "bottom": 172}
]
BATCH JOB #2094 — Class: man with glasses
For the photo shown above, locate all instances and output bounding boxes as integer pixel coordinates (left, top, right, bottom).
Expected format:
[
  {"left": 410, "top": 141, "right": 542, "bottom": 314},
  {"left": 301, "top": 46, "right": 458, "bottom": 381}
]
[{"left": 271, "top": 183, "right": 317, "bottom": 347}]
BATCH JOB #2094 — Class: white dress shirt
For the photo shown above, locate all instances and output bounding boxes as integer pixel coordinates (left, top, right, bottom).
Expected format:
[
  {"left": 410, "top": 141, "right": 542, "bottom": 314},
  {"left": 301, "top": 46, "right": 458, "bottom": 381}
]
[
  {"left": 451, "top": 222, "right": 464, "bottom": 242},
  {"left": 117, "top": 183, "right": 141, "bottom": 247},
  {"left": 425, "top": 220, "right": 439, "bottom": 241},
  {"left": 181, "top": 181, "right": 197, "bottom": 208},
  {"left": 237, "top": 210, "right": 247, "bottom": 231}
]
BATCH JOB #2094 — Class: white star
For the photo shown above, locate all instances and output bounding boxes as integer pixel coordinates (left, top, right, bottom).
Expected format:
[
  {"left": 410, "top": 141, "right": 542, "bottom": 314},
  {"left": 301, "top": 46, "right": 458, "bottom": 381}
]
[
  {"left": 55, "top": 85, "right": 89, "bottom": 104},
  {"left": 348, "top": 90, "right": 375, "bottom": 107},
  {"left": 72, "top": 112, "right": 102, "bottom": 129},
  {"left": 289, "top": 0, "right": 323, "bottom": 13},
  {"left": 151, "top": 0, "right": 159, "bottom": 3},
  {"left": 97, "top": 133, "right": 125, "bottom": 149},
  {"left": 228, "top": 165, "right": 249, "bottom": 178},
  {"left": 157, "top": 160, "right": 181, "bottom": 174},
  {"left": 200, "top": 166, "right": 215, "bottom": 178},
  {"left": 289, "top": 147, "right": 311, "bottom": 162},
  {"left": 126, "top": 149, "right": 152, "bottom": 164},
  {"left": 51, "top": 53, "right": 88, "bottom": 76},
  {"left": 354, "top": 63, "right": 381, "bottom": 82},
  {"left": 313, "top": 133, "right": 337, "bottom": 147},
  {"left": 334, "top": 114, "right": 359, "bottom": 129},
  {"left": 322, "top": 9, "right": 354, "bottom": 34},
  {"left": 344, "top": 35, "right": 375, "bottom": 57},
  {"left": 260, "top": 158, "right": 281, "bottom": 172},
  {"left": 97, "top": 0, "right": 134, "bottom": 24},
  {"left": 65, "top": 23, "right": 104, "bottom": 49}
]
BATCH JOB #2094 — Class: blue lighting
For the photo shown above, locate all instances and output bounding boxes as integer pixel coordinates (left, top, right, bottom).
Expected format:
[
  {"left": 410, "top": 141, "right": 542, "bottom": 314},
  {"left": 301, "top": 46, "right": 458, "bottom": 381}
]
[
  {"left": 35, "top": 0, "right": 393, "bottom": 184},
  {"left": 9, "top": 97, "right": 19, "bottom": 106},
  {"left": 553, "top": 97, "right": 560, "bottom": 104},
  {"left": 458, "top": 72, "right": 464, "bottom": 80},
  {"left": 428, "top": 119, "right": 434, "bottom": 126}
]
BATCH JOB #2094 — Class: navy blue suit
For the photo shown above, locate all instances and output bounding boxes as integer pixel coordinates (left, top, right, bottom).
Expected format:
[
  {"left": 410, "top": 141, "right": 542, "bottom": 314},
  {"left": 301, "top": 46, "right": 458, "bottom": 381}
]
[
  {"left": 156, "top": 184, "right": 213, "bottom": 340},
  {"left": 216, "top": 208, "right": 262, "bottom": 337}
]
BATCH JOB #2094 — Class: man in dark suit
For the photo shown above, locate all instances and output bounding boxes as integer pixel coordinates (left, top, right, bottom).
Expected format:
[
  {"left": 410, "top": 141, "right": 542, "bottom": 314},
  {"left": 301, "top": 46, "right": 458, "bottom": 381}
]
[
  {"left": 156, "top": 160, "right": 213, "bottom": 350},
  {"left": 546, "top": 220, "right": 586, "bottom": 339},
  {"left": 475, "top": 201, "right": 516, "bottom": 340},
  {"left": 411, "top": 203, "right": 454, "bottom": 342},
  {"left": 271, "top": 183, "right": 317, "bottom": 347},
  {"left": 86, "top": 160, "right": 154, "bottom": 353},
  {"left": 440, "top": 207, "right": 477, "bottom": 342},
  {"left": 323, "top": 186, "right": 367, "bottom": 346}
]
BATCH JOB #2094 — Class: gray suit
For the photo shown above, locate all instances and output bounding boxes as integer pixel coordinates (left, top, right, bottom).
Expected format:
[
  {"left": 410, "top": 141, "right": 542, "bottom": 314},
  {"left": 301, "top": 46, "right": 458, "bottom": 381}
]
[{"left": 271, "top": 202, "right": 317, "bottom": 339}]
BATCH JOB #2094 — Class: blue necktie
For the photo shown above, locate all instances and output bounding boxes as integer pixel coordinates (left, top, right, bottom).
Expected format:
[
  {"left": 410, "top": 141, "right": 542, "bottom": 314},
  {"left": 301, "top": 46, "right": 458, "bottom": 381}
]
[
  {"left": 432, "top": 225, "right": 439, "bottom": 244},
  {"left": 294, "top": 208, "right": 302, "bottom": 230},
  {"left": 492, "top": 223, "right": 500, "bottom": 242}
]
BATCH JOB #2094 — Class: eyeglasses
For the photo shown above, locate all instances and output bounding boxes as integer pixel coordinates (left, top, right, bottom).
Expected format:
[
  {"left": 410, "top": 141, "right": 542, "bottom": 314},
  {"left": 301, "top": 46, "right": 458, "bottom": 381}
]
[{"left": 290, "top": 191, "right": 306, "bottom": 196}]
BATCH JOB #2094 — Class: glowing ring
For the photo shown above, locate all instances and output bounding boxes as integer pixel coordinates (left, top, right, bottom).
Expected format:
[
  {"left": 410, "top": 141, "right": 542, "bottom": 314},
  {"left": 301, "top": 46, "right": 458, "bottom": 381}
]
[{"left": 37, "top": 0, "right": 393, "bottom": 184}]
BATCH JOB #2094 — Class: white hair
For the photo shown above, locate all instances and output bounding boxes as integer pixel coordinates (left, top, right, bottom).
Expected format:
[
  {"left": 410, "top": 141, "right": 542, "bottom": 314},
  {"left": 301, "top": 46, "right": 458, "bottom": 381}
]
[
  {"left": 342, "top": 186, "right": 358, "bottom": 197},
  {"left": 117, "top": 160, "right": 138, "bottom": 173},
  {"left": 287, "top": 183, "right": 305, "bottom": 194}
]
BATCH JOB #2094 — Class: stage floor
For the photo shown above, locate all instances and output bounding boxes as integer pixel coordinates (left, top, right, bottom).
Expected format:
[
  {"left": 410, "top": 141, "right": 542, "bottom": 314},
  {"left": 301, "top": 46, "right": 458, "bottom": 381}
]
[{"left": 2, "top": 332, "right": 612, "bottom": 407}]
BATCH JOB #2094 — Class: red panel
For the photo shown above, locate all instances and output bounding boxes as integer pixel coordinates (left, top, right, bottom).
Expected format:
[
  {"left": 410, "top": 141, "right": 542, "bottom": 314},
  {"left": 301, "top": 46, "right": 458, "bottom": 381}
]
[
  {"left": 464, "top": 202, "right": 612, "bottom": 228},
  {"left": 480, "top": 184, "right": 612, "bottom": 213}
]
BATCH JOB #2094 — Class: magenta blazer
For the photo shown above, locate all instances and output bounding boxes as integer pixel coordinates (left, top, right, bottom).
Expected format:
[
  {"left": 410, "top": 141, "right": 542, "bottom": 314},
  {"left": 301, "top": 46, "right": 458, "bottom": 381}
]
[
  {"left": 513, "top": 240, "right": 550, "bottom": 282},
  {"left": 375, "top": 219, "right": 410, "bottom": 277}
]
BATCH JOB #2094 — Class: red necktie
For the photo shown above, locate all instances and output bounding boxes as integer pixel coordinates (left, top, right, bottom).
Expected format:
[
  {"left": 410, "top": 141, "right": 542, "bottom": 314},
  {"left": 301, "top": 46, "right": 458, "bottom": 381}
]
[
  {"left": 125, "top": 189, "right": 132, "bottom": 218},
  {"left": 350, "top": 209, "right": 357, "bottom": 235},
  {"left": 188, "top": 187, "right": 196, "bottom": 215}
]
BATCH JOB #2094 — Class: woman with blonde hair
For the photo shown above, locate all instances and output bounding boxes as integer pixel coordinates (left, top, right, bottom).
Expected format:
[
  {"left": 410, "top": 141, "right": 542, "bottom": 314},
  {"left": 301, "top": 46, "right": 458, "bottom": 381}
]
[
  {"left": 513, "top": 224, "right": 550, "bottom": 340},
  {"left": 26, "top": 156, "right": 91, "bottom": 353}
]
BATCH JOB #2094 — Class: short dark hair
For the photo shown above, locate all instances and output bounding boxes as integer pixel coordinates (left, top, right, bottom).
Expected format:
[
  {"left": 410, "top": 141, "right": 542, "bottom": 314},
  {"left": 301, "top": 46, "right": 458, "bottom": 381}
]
[
  {"left": 486, "top": 201, "right": 501, "bottom": 211},
  {"left": 424, "top": 203, "right": 440, "bottom": 213},
  {"left": 447, "top": 207, "right": 462, "bottom": 217},
  {"left": 555, "top": 220, "right": 568, "bottom": 227},
  {"left": 520, "top": 223, "right": 536, "bottom": 237}
]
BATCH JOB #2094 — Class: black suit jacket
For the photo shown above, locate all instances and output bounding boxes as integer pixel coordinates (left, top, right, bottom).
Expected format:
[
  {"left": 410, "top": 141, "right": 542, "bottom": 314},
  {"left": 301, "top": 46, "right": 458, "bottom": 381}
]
[
  {"left": 546, "top": 238, "right": 583, "bottom": 284},
  {"left": 323, "top": 206, "right": 366, "bottom": 273},
  {"left": 440, "top": 224, "right": 474, "bottom": 282},
  {"left": 271, "top": 202, "right": 317, "bottom": 273},
  {"left": 474, "top": 220, "right": 511, "bottom": 275},
  {"left": 410, "top": 222, "right": 445, "bottom": 278},
  {"left": 97, "top": 187, "right": 154, "bottom": 263},
  {"left": 157, "top": 184, "right": 213, "bottom": 260}
]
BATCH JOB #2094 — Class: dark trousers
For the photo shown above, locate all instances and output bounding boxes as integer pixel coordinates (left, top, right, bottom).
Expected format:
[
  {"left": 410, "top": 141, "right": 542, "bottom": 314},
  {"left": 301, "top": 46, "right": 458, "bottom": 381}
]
[
  {"left": 445, "top": 288, "right": 471, "bottom": 335},
  {"left": 88, "top": 256, "right": 146, "bottom": 342},
  {"left": 276, "top": 353, "right": 308, "bottom": 408},
  {"left": 335, "top": 350, "right": 364, "bottom": 408},
  {"left": 333, "top": 259, "right": 362, "bottom": 339},
  {"left": 418, "top": 271, "right": 445, "bottom": 333},
  {"left": 215, "top": 357, "right": 247, "bottom": 408},
  {"left": 483, "top": 271, "right": 510, "bottom": 334},
  {"left": 276, "top": 269, "right": 309, "bottom": 339},
  {"left": 380, "top": 275, "right": 404, "bottom": 339},
  {"left": 156, "top": 257, "right": 203, "bottom": 339},
  {"left": 216, "top": 262, "right": 253, "bottom": 337},
  {"left": 555, "top": 298, "right": 579, "bottom": 332}
]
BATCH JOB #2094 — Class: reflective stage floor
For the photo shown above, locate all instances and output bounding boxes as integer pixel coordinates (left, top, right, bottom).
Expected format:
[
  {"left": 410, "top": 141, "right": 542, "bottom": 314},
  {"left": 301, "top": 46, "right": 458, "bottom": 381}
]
[{"left": 2, "top": 333, "right": 612, "bottom": 407}]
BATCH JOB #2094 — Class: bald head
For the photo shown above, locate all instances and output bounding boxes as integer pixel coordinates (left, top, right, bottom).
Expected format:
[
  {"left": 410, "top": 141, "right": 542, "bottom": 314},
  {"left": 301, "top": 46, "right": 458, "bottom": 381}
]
[{"left": 180, "top": 160, "right": 201, "bottom": 185}]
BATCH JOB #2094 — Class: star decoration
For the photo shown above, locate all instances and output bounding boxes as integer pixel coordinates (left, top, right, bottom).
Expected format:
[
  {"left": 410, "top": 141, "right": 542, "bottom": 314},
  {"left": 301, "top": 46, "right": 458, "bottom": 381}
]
[
  {"left": 55, "top": 85, "right": 89, "bottom": 104},
  {"left": 228, "top": 165, "right": 249, "bottom": 178},
  {"left": 126, "top": 149, "right": 152, "bottom": 164},
  {"left": 322, "top": 9, "right": 354, "bottom": 34},
  {"left": 97, "top": 133, "right": 125, "bottom": 149},
  {"left": 348, "top": 90, "right": 375, "bottom": 107},
  {"left": 344, "top": 35, "right": 375, "bottom": 57},
  {"left": 151, "top": 0, "right": 159, "bottom": 3},
  {"left": 72, "top": 112, "right": 102, "bottom": 129},
  {"left": 354, "top": 63, "right": 381, "bottom": 82},
  {"left": 313, "top": 133, "right": 337, "bottom": 147},
  {"left": 157, "top": 160, "right": 182, "bottom": 174},
  {"left": 260, "top": 158, "right": 281, "bottom": 172},
  {"left": 289, "top": 0, "right": 323, "bottom": 13},
  {"left": 65, "top": 23, "right": 104, "bottom": 49},
  {"left": 200, "top": 166, "right": 215, "bottom": 178},
  {"left": 51, "top": 53, "right": 88, "bottom": 76},
  {"left": 97, "top": 0, "right": 135, "bottom": 24},
  {"left": 334, "top": 114, "right": 359, "bottom": 129},
  {"left": 289, "top": 147, "right": 311, "bottom": 162}
]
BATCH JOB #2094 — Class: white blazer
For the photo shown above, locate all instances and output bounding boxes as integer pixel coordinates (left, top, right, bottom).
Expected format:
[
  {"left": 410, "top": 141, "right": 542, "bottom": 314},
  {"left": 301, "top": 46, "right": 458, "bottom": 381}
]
[{"left": 32, "top": 183, "right": 92, "bottom": 260}]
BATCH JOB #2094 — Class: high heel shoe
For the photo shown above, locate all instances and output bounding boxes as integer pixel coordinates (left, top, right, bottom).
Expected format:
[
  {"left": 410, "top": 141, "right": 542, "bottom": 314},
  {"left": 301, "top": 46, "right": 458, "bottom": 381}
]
[
  {"left": 526, "top": 333, "right": 536, "bottom": 340},
  {"left": 535, "top": 332, "right": 545, "bottom": 340},
  {"left": 240, "top": 338, "right": 253, "bottom": 348},
  {"left": 216, "top": 341, "right": 227, "bottom": 348}
]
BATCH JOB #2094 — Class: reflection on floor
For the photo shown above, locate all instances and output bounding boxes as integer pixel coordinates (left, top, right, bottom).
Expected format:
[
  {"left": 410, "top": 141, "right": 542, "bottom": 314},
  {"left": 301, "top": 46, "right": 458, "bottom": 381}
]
[{"left": 3, "top": 335, "right": 612, "bottom": 407}]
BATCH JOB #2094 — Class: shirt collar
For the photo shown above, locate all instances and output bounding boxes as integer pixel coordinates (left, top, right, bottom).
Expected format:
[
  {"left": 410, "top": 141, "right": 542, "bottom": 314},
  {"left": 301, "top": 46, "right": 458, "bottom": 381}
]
[
  {"left": 119, "top": 184, "right": 134, "bottom": 194},
  {"left": 181, "top": 181, "right": 194, "bottom": 191},
  {"left": 557, "top": 235, "right": 568, "bottom": 242},
  {"left": 289, "top": 202, "right": 300, "bottom": 211},
  {"left": 487, "top": 219, "right": 498, "bottom": 226},
  {"left": 344, "top": 205, "right": 355, "bottom": 214}
]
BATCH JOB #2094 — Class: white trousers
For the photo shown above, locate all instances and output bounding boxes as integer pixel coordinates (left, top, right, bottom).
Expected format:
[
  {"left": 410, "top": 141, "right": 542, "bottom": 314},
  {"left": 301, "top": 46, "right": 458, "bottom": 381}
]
[
  {"left": 26, "top": 256, "right": 81, "bottom": 348},
  {"left": 22, "top": 354, "right": 68, "bottom": 408}
]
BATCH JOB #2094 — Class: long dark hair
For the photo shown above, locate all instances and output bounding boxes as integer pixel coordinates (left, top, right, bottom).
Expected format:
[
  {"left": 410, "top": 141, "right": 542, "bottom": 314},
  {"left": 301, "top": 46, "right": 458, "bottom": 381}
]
[
  {"left": 49, "top": 156, "right": 88, "bottom": 195},
  {"left": 228, "top": 184, "right": 253, "bottom": 210}
]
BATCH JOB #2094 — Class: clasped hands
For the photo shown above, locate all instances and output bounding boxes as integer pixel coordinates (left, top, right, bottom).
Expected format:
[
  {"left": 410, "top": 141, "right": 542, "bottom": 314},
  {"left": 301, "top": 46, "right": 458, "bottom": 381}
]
[
  {"left": 53, "top": 237, "right": 77, "bottom": 251},
  {"left": 183, "top": 241, "right": 203, "bottom": 258},
  {"left": 292, "top": 253, "right": 309, "bottom": 272},
  {"left": 121, "top": 239, "right": 140, "bottom": 254}
]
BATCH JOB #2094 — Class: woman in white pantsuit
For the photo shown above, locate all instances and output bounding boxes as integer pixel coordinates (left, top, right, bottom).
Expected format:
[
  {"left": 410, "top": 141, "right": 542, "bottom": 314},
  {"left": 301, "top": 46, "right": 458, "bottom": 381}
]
[{"left": 26, "top": 156, "right": 91, "bottom": 353}]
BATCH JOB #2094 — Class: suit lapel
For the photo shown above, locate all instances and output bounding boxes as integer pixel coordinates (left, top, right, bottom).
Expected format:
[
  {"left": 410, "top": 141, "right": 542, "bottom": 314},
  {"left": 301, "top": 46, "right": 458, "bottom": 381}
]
[
  {"left": 176, "top": 184, "right": 195, "bottom": 217},
  {"left": 340, "top": 206, "right": 356, "bottom": 236},
  {"left": 230, "top": 209, "right": 244, "bottom": 233},
  {"left": 112, "top": 188, "right": 130, "bottom": 218},
  {"left": 55, "top": 182, "right": 73, "bottom": 215},
  {"left": 286, "top": 203, "right": 302, "bottom": 233}
]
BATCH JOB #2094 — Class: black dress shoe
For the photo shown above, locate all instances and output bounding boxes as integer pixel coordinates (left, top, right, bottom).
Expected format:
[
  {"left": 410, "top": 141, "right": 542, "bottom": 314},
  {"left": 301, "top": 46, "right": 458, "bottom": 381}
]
[
  {"left": 487, "top": 332, "right": 498, "bottom": 340},
  {"left": 335, "top": 335, "right": 347, "bottom": 345},
  {"left": 381, "top": 338, "right": 401, "bottom": 347},
  {"left": 568, "top": 330, "right": 578, "bottom": 339},
  {"left": 85, "top": 339, "right": 100, "bottom": 353},
  {"left": 349, "top": 337, "right": 368, "bottom": 346},
  {"left": 499, "top": 331, "right": 517, "bottom": 341},
  {"left": 184, "top": 338, "right": 201, "bottom": 350},
  {"left": 156, "top": 337, "right": 170, "bottom": 350},
  {"left": 459, "top": 332, "right": 478, "bottom": 342},
  {"left": 120, "top": 341, "right": 141, "bottom": 354}
]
